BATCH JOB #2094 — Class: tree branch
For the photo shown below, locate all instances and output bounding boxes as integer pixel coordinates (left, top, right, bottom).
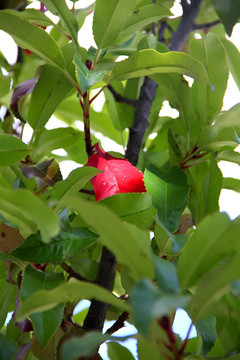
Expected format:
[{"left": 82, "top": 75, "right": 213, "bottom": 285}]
[
  {"left": 60, "top": 263, "right": 90, "bottom": 282},
  {"left": 193, "top": 19, "right": 221, "bottom": 30},
  {"left": 107, "top": 85, "right": 137, "bottom": 107},
  {"left": 125, "top": 0, "right": 203, "bottom": 165},
  {"left": 83, "top": 247, "right": 116, "bottom": 332},
  {"left": 105, "top": 311, "right": 129, "bottom": 335}
]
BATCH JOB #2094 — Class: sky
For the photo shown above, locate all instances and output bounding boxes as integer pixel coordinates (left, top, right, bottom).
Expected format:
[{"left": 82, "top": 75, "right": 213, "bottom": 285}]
[{"left": 0, "top": 1, "right": 240, "bottom": 358}]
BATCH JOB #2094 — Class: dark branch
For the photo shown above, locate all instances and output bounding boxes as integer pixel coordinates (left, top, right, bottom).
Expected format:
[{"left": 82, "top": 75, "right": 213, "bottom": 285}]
[
  {"left": 105, "top": 311, "right": 129, "bottom": 335},
  {"left": 193, "top": 19, "right": 221, "bottom": 30},
  {"left": 125, "top": 0, "right": 203, "bottom": 165},
  {"left": 79, "top": 188, "right": 95, "bottom": 195},
  {"left": 83, "top": 247, "right": 116, "bottom": 332},
  {"left": 60, "top": 263, "right": 89, "bottom": 282},
  {"left": 107, "top": 85, "right": 137, "bottom": 107},
  {"left": 125, "top": 77, "right": 158, "bottom": 165},
  {"left": 169, "top": 0, "right": 203, "bottom": 51}
]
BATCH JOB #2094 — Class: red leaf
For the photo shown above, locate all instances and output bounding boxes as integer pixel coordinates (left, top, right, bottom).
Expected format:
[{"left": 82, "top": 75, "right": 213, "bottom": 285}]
[{"left": 87, "top": 144, "right": 146, "bottom": 201}]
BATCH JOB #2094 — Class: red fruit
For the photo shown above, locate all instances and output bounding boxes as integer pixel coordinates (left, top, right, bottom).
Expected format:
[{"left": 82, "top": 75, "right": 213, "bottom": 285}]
[{"left": 87, "top": 143, "right": 146, "bottom": 201}]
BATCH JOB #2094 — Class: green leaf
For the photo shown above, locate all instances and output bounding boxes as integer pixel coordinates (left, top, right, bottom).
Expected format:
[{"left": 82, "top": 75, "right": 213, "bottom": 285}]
[
  {"left": 21, "top": 265, "right": 64, "bottom": 347},
  {"left": 32, "top": 127, "right": 82, "bottom": 160},
  {"left": 0, "top": 282, "right": 13, "bottom": 329},
  {"left": 152, "top": 72, "right": 193, "bottom": 135},
  {"left": 12, "top": 228, "right": 97, "bottom": 263},
  {"left": 131, "top": 279, "right": 188, "bottom": 335},
  {"left": 137, "top": 335, "right": 159, "bottom": 360},
  {"left": 202, "top": 156, "right": 222, "bottom": 216},
  {"left": 61, "top": 196, "right": 153, "bottom": 281},
  {"left": 104, "top": 86, "right": 125, "bottom": 134},
  {"left": 6, "top": 8, "right": 54, "bottom": 27},
  {"left": 0, "top": 185, "right": 60, "bottom": 243},
  {"left": 0, "top": 333, "right": 17, "bottom": 360},
  {"left": 0, "top": 10, "right": 65, "bottom": 69},
  {"left": 16, "top": 279, "right": 129, "bottom": 321},
  {"left": 152, "top": 255, "right": 180, "bottom": 294},
  {"left": 223, "top": 177, "right": 240, "bottom": 192},
  {"left": 107, "top": 342, "right": 135, "bottom": 360},
  {"left": 119, "top": 4, "right": 172, "bottom": 37},
  {"left": 144, "top": 165, "right": 189, "bottom": 232},
  {"left": 100, "top": 192, "right": 156, "bottom": 229},
  {"left": 178, "top": 213, "right": 240, "bottom": 289},
  {"left": 42, "top": 0, "right": 79, "bottom": 51},
  {"left": 218, "top": 149, "right": 240, "bottom": 165},
  {"left": 74, "top": 55, "right": 105, "bottom": 94},
  {"left": 0, "top": 134, "right": 29, "bottom": 166},
  {"left": 199, "top": 103, "right": 240, "bottom": 151},
  {"left": 189, "top": 33, "right": 228, "bottom": 133},
  {"left": 190, "top": 251, "right": 240, "bottom": 321},
  {"left": 50, "top": 167, "right": 99, "bottom": 212},
  {"left": 93, "top": 0, "right": 139, "bottom": 49},
  {"left": 110, "top": 49, "right": 209, "bottom": 82},
  {"left": 195, "top": 315, "right": 217, "bottom": 355},
  {"left": 221, "top": 38, "right": 240, "bottom": 92},
  {"left": 61, "top": 332, "right": 110, "bottom": 360},
  {"left": 28, "top": 43, "right": 75, "bottom": 130},
  {"left": 213, "top": 0, "right": 240, "bottom": 36},
  {"left": 0, "top": 74, "right": 11, "bottom": 98}
]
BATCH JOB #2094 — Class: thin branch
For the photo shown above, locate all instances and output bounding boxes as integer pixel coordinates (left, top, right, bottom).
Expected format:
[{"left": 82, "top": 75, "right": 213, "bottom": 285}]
[
  {"left": 193, "top": 19, "right": 221, "bottom": 30},
  {"left": 179, "top": 322, "right": 193, "bottom": 356},
  {"left": 60, "top": 263, "right": 89, "bottom": 282},
  {"left": 79, "top": 188, "right": 95, "bottom": 195},
  {"left": 107, "top": 85, "right": 138, "bottom": 107},
  {"left": 105, "top": 311, "right": 129, "bottom": 335},
  {"left": 125, "top": 0, "right": 203, "bottom": 166},
  {"left": 83, "top": 247, "right": 116, "bottom": 332}
]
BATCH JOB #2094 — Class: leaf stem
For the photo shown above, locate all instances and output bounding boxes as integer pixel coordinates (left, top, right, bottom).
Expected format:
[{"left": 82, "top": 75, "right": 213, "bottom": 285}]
[
  {"left": 89, "top": 85, "right": 108, "bottom": 105},
  {"left": 83, "top": 92, "right": 93, "bottom": 157},
  {"left": 63, "top": 69, "right": 83, "bottom": 96},
  {"left": 179, "top": 322, "right": 193, "bottom": 355}
]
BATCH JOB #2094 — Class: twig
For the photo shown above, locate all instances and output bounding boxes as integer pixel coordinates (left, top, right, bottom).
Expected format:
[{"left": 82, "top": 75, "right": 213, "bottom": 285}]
[
  {"left": 83, "top": 247, "right": 116, "bottom": 332},
  {"left": 60, "top": 263, "right": 89, "bottom": 282},
  {"left": 105, "top": 311, "right": 129, "bottom": 334},
  {"left": 79, "top": 188, "right": 95, "bottom": 196},
  {"left": 179, "top": 322, "right": 193, "bottom": 356},
  {"left": 193, "top": 19, "right": 221, "bottom": 30},
  {"left": 107, "top": 85, "right": 138, "bottom": 107}
]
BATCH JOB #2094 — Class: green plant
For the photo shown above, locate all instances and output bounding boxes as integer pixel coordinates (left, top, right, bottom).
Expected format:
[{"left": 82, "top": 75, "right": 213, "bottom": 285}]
[{"left": 0, "top": 0, "right": 240, "bottom": 359}]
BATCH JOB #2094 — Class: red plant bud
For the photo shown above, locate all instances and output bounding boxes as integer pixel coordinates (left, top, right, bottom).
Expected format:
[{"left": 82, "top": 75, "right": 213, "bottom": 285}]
[{"left": 87, "top": 143, "right": 146, "bottom": 201}]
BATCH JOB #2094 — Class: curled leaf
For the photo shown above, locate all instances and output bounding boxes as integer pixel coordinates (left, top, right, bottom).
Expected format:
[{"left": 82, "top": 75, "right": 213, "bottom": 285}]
[{"left": 10, "top": 78, "right": 35, "bottom": 122}]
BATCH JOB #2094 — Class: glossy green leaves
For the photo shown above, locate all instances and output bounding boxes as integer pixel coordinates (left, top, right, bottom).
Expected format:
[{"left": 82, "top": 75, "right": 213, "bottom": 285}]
[
  {"left": 74, "top": 55, "right": 105, "bottom": 94},
  {"left": 12, "top": 228, "right": 97, "bottom": 263},
  {"left": 17, "top": 279, "right": 129, "bottom": 321},
  {"left": 213, "top": 0, "right": 240, "bottom": 36},
  {"left": 0, "top": 134, "right": 29, "bottom": 166},
  {"left": 144, "top": 165, "right": 189, "bottom": 232},
  {"left": 0, "top": 185, "right": 60, "bottom": 242},
  {"left": 178, "top": 212, "right": 240, "bottom": 289},
  {"left": 21, "top": 266, "right": 64, "bottom": 347},
  {"left": 93, "top": 0, "right": 139, "bottom": 49},
  {"left": 110, "top": 49, "right": 209, "bottom": 82},
  {"left": 0, "top": 10, "right": 65, "bottom": 68},
  {"left": 42, "top": 0, "right": 79, "bottom": 51},
  {"left": 61, "top": 196, "right": 153, "bottom": 281}
]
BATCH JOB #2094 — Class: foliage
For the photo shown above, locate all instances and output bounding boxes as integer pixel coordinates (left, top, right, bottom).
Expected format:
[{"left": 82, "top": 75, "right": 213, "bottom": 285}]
[{"left": 0, "top": 0, "right": 240, "bottom": 359}]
